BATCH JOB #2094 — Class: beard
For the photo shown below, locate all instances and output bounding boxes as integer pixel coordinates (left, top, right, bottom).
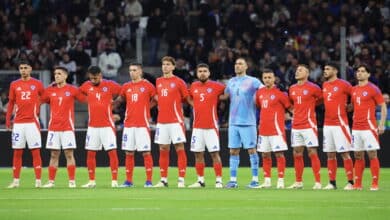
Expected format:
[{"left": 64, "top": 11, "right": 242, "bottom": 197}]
[{"left": 199, "top": 77, "right": 208, "bottom": 83}]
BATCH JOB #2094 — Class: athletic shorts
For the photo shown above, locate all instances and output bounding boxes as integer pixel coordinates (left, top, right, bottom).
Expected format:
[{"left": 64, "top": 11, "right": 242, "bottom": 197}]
[
  {"left": 154, "top": 123, "right": 186, "bottom": 145},
  {"left": 323, "top": 125, "right": 351, "bottom": 152},
  {"left": 352, "top": 130, "right": 380, "bottom": 151},
  {"left": 85, "top": 127, "right": 117, "bottom": 151},
  {"left": 122, "top": 127, "right": 151, "bottom": 152},
  {"left": 228, "top": 125, "right": 257, "bottom": 149},
  {"left": 257, "top": 135, "right": 288, "bottom": 152},
  {"left": 12, "top": 123, "right": 41, "bottom": 149},
  {"left": 190, "top": 128, "right": 220, "bottom": 152},
  {"left": 46, "top": 131, "right": 76, "bottom": 150},
  {"left": 291, "top": 128, "right": 318, "bottom": 148}
]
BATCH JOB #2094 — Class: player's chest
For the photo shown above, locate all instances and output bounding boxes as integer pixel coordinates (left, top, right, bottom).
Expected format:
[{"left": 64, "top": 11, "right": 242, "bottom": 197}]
[
  {"left": 124, "top": 85, "right": 149, "bottom": 102},
  {"left": 15, "top": 84, "right": 39, "bottom": 100},
  {"left": 322, "top": 85, "right": 344, "bottom": 100},
  {"left": 352, "top": 89, "right": 372, "bottom": 103},
  {"left": 86, "top": 86, "right": 112, "bottom": 101},
  {"left": 258, "top": 92, "right": 279, "bottom": 108},
  {"left": 49, "top": 90, "right": 73, "bottom": 102},
  {"left": 157, "top": 81, "right": 180, "bottom": 96},
  {"left": 230, "top": 80, "right": 254, "bottom": 96},
  {"left": 192, "top": 87, "right": 216, "bottom": 102}
]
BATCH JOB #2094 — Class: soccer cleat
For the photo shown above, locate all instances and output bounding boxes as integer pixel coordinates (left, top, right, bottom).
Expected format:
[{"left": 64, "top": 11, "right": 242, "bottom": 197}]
[
  {"left": 81, "top": 180, "right": 96, "bottom": 188},
  {"left": 35, "top": 179, "right": 42, "bottom": 188},
  {"left": 370, "top": 184, "right": 379, "bottom": 191},
  {"left": 276, "top": 178, "right": 285, "bottom": 189},
  {"left": 215, "top": 181, "right": 223, "bottom": 188},
  {"left": 287, "top": 182, "right": 303, "bottom": 189},
  {"left": 111, "top": 180, "right": 119, "bottom": 188},
  {"left": 225, "top": 181, "right": 238, "bottom": 188},
  {"left": 353, "top": 184, "right": 362, "bottom": 190},
  {"left": 153, "top": 180, "right": 168, "bottom": 188},
  {"left": 323, "top": 183, "right": 336, "bottom": 190},
  {"left": 258, "top": 179, "right": 272, "bottom": 189},
  {"left": 343, "top": 183, "right": 354, "bottom": 191},
  {"left": 42, "top": 181, "right": 55, "bottom": 188},
  {"left": 177, "top": 180, "right": 185, "bottom": 188},
  {"left": 312, "top": 182, "right": 322, "bottom": 190},
  {"left": 7, "top": 180, "right": 20, "bottom": 189},
  {"left": 68, "top": 180, "right": 76, "bottom": 188},
  {"left": 144, "top": 181, "right": 153, "bottom": 188},
  {"left": 247, "top": 181, "right": 260, "bottom": 188},
  {"left": 120, "top": 180, "right": 133, "bottom": 188},
  {"left": 188, "top": 181, "right": 205, "bottom": 188}
]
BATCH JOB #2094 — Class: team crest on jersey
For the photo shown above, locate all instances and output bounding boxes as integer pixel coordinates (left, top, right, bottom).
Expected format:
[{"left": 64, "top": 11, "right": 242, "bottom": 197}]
[
  {"left": 140, "top": 87, "right": 145, "bottom": 92},
  {"left": 170, "top": 83, "right": 176, "bottom": 88},
  {"left": 30, "top": 85, "right": 36, "bottom": 90},
  {"left": 207, "top": 88, "right": 213, "bottom": 93},
  {"left": 270, "top": 94, "right": 275, "bottom": 100},
  {"left": 303, "top": 90, "right": 308, "bottom": 95},
  {"left": 65, "top": 91, "right": 71, "bottom": 96},
  {"left": 102, "top": 87, "right": 108, "bottom": 92},
  {"left": 333, "top": 87, "right": 339, "bottom": 92},
  {"left": 363, "top": 91, "right": 368, "bottom": 96}
]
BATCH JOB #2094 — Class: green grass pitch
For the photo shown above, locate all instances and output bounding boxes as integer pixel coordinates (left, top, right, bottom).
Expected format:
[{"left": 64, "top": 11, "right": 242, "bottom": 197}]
[{"left": 0, "top": 167, "right": 389, "bottom": 220}]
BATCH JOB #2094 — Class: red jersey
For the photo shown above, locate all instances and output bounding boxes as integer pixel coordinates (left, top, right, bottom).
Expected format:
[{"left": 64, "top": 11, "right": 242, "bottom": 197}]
[
  {"left": 80, "top": 79, "right": 121, "bottom": 128},
  {"left": 256, "top": 86, "right": 291, "bottom": 136},
  {"left": 156, "top": 76, "right": 189, "bottom": 123},
  {"left": 7, "top": 78, "right": 44, "bottom": 126},
  {"left": 289, "top": 81, "right": 322, "bottom": 129},
  {"left": 41, "top": 84, "right": 85, "bottom": 131},
  {"left": 351, "top": 83, "right": 384, "bottom": 130},
  {"left": 120, "top": 79, "right": 156, "bottom": 127},
  {"left": 190, "top": 80, "right": 225, "bottom": 129},
  {"left": 322, "top": 79, "right": 352, "bottom": 126}
]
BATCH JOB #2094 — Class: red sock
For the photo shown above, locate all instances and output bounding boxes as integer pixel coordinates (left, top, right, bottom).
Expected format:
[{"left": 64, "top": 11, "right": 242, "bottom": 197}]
[
  {"left": 48, "top": 166, "right": 57, "bottom": 181},
  {"left": 31, "top": 149, "right": 42, "bottom": 179},
  {"left": 67, "top": 165, "right": 76, "bottom": 181},
  {"left": 86, "top": 151, "right": 96, "bottom": 181},
  {"left": 159, "top": 149, "right": 169, "bottom": 178},
  {"left": 294, "top": 155, "right": 304, "bottom": 182},
  {"left": 327, "top": 158, "right": 337, "bottom": 181},
  {"left": 262, "top": 157, "right": 272, "bottom": 178},
  {"left": 343, "top": 158, "right": 353, "bottom": 182},
  {"left": 195, "top": 162, "right": 205, "bottom": 177},
  {"left": 310, "top": 153, "right": 321, "bottom": 183},
  {"left": 176, "top": 149, "right": 187, "bottom": 178},
  {"left": 143, "top": 154, "right": 153, "bottom": 182},
  {"left": 125, "top": 154, "right": 134, "bottom": 182},
  {"left": 354, "top": 159, "right": 365, "bottom": 187},
  {"left": 370, "top": 158, "right": 380, "bottom": 185},
  {"left": 12, "top": 149, "right": 23, "bottom": 179},
  {"left": 276, "top": 156, "right": 286, "bottom": 178},
  {"left": 108, "top": 150, "right": 118, "bottom": 181},
  {"left": 213, "top": 162, "right": 222, "bottom": 177}
]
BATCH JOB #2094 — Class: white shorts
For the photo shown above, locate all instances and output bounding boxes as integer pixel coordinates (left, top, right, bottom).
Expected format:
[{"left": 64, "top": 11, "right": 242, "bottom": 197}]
[
  {"left": 323, "top": 125, "right": 352, "bottom": 153},
  {"left": 154, "top": 123, "right": 186, "bottom": 145},
  {"left": 352, "top": 130, "right": 380, "bottom": 151},
  {"left": 190, "top": 128, "right": 220, "bottom": 152},
  {"left": 257, "top": 135, "right": 288, "bottom": 152},
  {"left": 291, "top": 128, "right": 318, "bottom": 147},
  {"left": 46, "top": 131, "right": 76, "bottom": 150},
  {"left": 85, "top": 127, "right": 117, "bottom": 151},
  {"left": 122, "top": 127, "right": 151, "bottom": 152},
  {"left": 12, "top": 123, "right": 41, "bottom": 149}
]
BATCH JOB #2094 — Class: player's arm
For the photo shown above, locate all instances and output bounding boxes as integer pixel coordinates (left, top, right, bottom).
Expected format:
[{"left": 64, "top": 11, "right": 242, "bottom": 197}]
[
  {"left": 186, "top": 96, "right": 193, "bottom": 107},
  {"left": 314, "top": 86, "right": 323, "bottom": 105},
  {"left": 378, "top": 102, "right": 387, "bottom": 135}
]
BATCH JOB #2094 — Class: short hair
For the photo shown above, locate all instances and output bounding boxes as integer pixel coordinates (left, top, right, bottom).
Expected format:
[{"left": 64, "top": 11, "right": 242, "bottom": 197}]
[
  {"left": 235, "top": 57, "right": 247, "bottom": 63},
  {"left": 262, "top": 68, "right": 274, "bottom": 74},
  {"left": 196, "top": 63, "right": 209, "bottom": 71},
  {"left": 129, "top": 62, "right": 143, "bottom": 68},
  {"left": 18, "top": 59, "right": 31, "bottom": 67},
  {"left": 324, "top": 61, "right": 339, "bottom": 71},
  {"left": 161, "top": 56, "right": 176, "bottom": 66},
  {"left": 297, "top": 63, "right": 309, "bottom": 71},
  {"left": 53, "top": 66, "right": 69, "bottom": 74},
  {"left": 356, "top": 64, "right": 371, "bottom": 73},
  {"left": 87, "top": 66, "right": 102, "bottom": 75}
]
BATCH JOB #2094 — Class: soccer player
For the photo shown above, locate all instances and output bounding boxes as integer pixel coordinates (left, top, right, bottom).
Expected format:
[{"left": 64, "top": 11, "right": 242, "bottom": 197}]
[
  {"left": 351, "top": 64, "right": 387, "bottom": 191},
  {"left": 221, "top": 57, "right": 263, "bottom": 188},
  {"left": 153, "top": 56, "right": 191, "bottom": 188},
  {"left": 40, "top": 67, "right": 86, "bottom": 188},
  {"left": 79, "top": 66, "right": 121, "bottom": 188},
  {"left": 322, "top": 62, "right": 354, "bottom": 190},
  {"left": 6, "top": 60, "right": 44, "bottom": 188},
  {"left": 118, "top": 63, "right": 156, "bottom": 187},
  {"left": 255, "top": 69, "right": 291, "bottom": 189},
  {"left": 288, "top": 64, "right": 323, "bottom": 190},
  {"left": 187, "top": 63, "right": 225, "bottom": 188}
]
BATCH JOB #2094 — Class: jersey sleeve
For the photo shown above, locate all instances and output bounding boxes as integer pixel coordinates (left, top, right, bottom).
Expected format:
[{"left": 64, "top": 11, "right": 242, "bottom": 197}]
[
  {"left": 148, "top": 81, "right": 157, "bottom": 97},
  {"left": 41, "top": 88, "right": 50, "bottom": 103},
  {"left": 79, "top": 82, "right": 88, "bottom": 95},
  {"left": 178, "top": 78, "right": 189, "bottom": 98},
  {"left": 37, "top": 81, "right": 44, "bottom": 96},
  {"left": 216, "top": 82, "right": 226, "bottom": 95},
  {"left": 372, "top": 86, "right": 384, "bottom": 105},
  {"left": 110, "top": 81, "right": 122, "bottom": 96},
  {"left": 255, "top": 90, "right": 261, "bottom": 108},
  {"left": 74, "top": 87, "right": 87, "bottom": 103},
  {"left": 313, "top": 84, "right": 323, "bottom": 105},
  {"left": 280, "top": 91, "right": 292, "bottom": 109},
  {"left": 254, "top": 78, "right": 264, "bottom": 89}
]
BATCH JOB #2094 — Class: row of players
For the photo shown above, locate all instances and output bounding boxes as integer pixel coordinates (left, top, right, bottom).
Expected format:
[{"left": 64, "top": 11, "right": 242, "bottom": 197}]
[{"left": 5, "top": 57, "right": 387, "bottom": 190}]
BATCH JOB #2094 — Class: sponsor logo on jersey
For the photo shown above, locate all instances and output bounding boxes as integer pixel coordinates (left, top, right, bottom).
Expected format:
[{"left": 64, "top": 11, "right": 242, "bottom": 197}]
[
  {"left": 158, "top": 84, "right": 162, "bottom": 88},
  {"left": 194, "top": 89, "right": 198, "bottom": 93},
  {"left": 143, "top": 145, "right": 148, "bottom": 149},
  {"left": 275, "top": 145, "right": 280, "bottom": 149},
  {"left": 127, "top": 88, "right": 132, "bottom": 93},
  {"left": 177, "top": 137, "right": 181, "bottom": 141},
  {"left": 68, "top": 142, "right": 73, "bottom": 146},
  {"left": 34, "top": 142, "right": 39, "bottom": 146},
  {"left": 17, "top": 87, "right": 22, "bottom": 91},
  {"left": 308, "top": 141, "right": 312, "bottom": 145},
  {"left": 109, "top": 143, "right": 115, "bottom": 147}
]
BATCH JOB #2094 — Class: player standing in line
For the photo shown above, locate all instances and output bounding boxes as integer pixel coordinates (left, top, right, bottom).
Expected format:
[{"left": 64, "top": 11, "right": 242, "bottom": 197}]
[
  {"left": 187, "top": 63, "right": 225, "bottom": 188},
  {"left": 221, "top": 57, "right": 263, "bottom": 188},
  {"left": 255, "top": 69, "right": 291, "bottom": 189},
  {"left": 287, "top": 64, "right": 323, "bottom": 190},
  {"left": 40, "top": 67, "right": 86, "bottom": 188},
  {"left": 321, "top": 62, "right": 354, "bottom": 190},
  {"left": 6, "top": 60, "right": 44, "bottom": 188},
  {"left": 79, "top": 66, "right": 121, "bottom": 188},
  {"left": 117, "top": 63, "right": 156, "bottom": 187},
  {"left": 153, "top": 56, "right": 191, "bottom": 188},
  {"left": 351, "top": 64, "right": 387, "bottom": 191}
]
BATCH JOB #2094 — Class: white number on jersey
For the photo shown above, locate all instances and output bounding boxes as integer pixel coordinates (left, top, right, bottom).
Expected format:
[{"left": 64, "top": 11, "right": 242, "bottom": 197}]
[
  {"left": 356, "top": 96, "right": 361, "bottom": 106},
  {"left": 58, "top": 97, "right": 63, "bottom": 106},
  {"left": 297, "top": 96, "right": 302, "bottom": 104},
  {"left": 95, "top": 93, "right": 101, "bottom": 101},
  {"left": 327, "top": 92, "right": 332, "bottom": 101},
  {"left": 200, "top": 93, "right": 205, "bottom": 102},
  {"left": 21, "top": 91, "right": 31, "bottom": 100},
  {"left": 262, "top": 99, "right": 268, "bottom": 108},
  {"left": 131, "top": 93, "right": 138, "bottom": 102},
  {"left": 161, "top": 88, "right": 168, "bottom": 97}
]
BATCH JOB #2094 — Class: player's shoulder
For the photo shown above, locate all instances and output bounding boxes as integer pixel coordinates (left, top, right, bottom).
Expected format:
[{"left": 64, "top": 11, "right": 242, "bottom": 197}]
[
  {"left": 103, "top": 79, "right": 120, "bottom": 86},
  {"left": 306, "top": 81, "right": 321, "bottom": 89},
  {"left": 336, "top": 78, "right": 352, "bottom": 87},
  {"left": 367, "top": 82, "right": 382, "bottom": 94}
]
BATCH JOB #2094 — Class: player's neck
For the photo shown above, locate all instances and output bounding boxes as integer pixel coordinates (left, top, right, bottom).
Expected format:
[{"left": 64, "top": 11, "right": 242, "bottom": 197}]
[
  {"left": 21, "top": 76, "right": 31, "bottom": 81},
  {"left": 236, "top": 72, "right": 246, "bottom": 77},
  {"left": 297, "top": 79, "right": 307, "bottom": 85},
  {"left": 56, "top": 82, "right": 66, "bottom": 88},
  {"left": 358, "top": 80, "right": 369, "bottom": 86},
  {"left": 163, "top": 72, "right": 174, "bottom": 78},
  {"left": 265, "top": 85, "right": 274, "bottom": 89},
  {"left": 327, "top": 76, "right": 338, "bottom": 82},
  {"left": 132, "top": 78, "right": 142, "bottom": 83}
]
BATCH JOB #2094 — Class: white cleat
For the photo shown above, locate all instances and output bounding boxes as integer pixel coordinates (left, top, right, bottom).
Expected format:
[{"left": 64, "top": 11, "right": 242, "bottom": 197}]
[
  {"left": 35, "top": 179, "right": 42, "bottom": 188},
  {"left": 258, "top": 182, "right": 271, "bottom": 189},
  {"left": 312, "top": 182, "right": 322, "bottom": 190},
  {"left": 343, "top": 183, "right": 354, "bottom": 191},
  {"left": 215, "top": 181, "right": 223, "bottom": 188},
  {"left": 177, "top": 180, "right": 185, "bottom": 188},
  {"left": 188, "top": 181, "right": 205, "bottom": 188},
  {"left": 287, "top": 182, "right": 303, "bottom": 189},
  {"left": 81, "top": 181, "right": 96, "bottom": 188},
  {"left": 68, "top": 180, "right": 76, "bottom": 188},
  {"left": 111, "top": 180, "right": 119, "bottom": 188},
  {"left": 323, "top": 183, "right": 336, "bottom": 190},
  {"left": 153, "top": 181, "right": 168, "bottom": 188},
  {"left": 7, "top": 180, "right": 20, "bottom": 189},
  {"left": 42, "top": 181, "right": 55, "bottom": 188},
  {"left": 276, "top": 178, "right": 285, "bottom": 189}
]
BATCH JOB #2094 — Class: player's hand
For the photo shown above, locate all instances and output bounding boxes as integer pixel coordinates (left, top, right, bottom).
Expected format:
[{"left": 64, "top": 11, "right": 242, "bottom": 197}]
[
  {"left": 346, "top": 104, "right": 353, "bottom": 112},
  {"left": 378, "top": 125, "right": 385, "bottom": 135}
]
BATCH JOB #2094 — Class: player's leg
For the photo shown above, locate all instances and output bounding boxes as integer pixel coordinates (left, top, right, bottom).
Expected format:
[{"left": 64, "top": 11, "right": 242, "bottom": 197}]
[
  {"left": 225, "top": 125, "right": 241, "bottom": 188},
  {"left": 210, "top": 151, "right": 223, "bottom": 188},
  {"left": 204, "top": 128, "right": 223, "bottom": 188},
  {"left": 8, "top": 124, "right": 25, "bottom": 188},
  {"left": 303, "top": 128, "right": 321, "bottom": 189},
  {"left": 135, "top": 127, "right": 154, "bottom": 187},
  {"left": 121, "top": 127, "right": 136, "bottom": 187},
  {"left": 324, "top": 152, "right": 337, "bottom": 189},
  {"left": 153, "top": 124, "right": 170, "bottom": 187},
  {"left": 82, "top": 127, "right": 101, "bottom": 188},
  {"left": 122, "top": 151, "right": 135, "bottom": 187},
  {"left": 257, "top": 135, "right": 272, "bottom": 188},
  {"left": 188, "top": 152, "right": 206, "bottom": 188},
  {"left": 367, "top": 150, "right": 379, "bottom": 191},
  {"left": 142, "top": 151, "right": 153, "bottom": 187},
  {"left": 64, "top": 149, "right": 76, "bottom": 188},
  {"left": 275, "top": 151, "right": 286, "bottom": 189},
  {"left": 43, "top": 150, "right": 60, "bottom": 188},
  {"left": 171, "top": 123, "right": 187, "bottom": 188},
  {"left": 240, "top": 126, "right": 259, "bottom": 188},
  {"left": 340, "top": 152, "right": 354, "bottom": 190},
  {"left": 26, "top": 123, "right": 42, "bottom": 188},
  {"left": 323, "top": 126, "right": 337, "bottom": 189},
  {"left": 288, "top": 129, "right": 305, "bottom": 189},
  {"left": 351, "top": 130, "right": 365, "bottom": 190},
  {"left": 100, "top": 127, "right": 119, "bottom": 187}
]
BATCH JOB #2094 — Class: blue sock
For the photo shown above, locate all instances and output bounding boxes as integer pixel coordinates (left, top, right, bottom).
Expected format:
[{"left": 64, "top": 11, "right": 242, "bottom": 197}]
[
  {"left": 249, "top": 153, "right": 259, "bottom": 180},
  {"left": 229, "top": 155, "right": 240, "bottom": 181}
]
